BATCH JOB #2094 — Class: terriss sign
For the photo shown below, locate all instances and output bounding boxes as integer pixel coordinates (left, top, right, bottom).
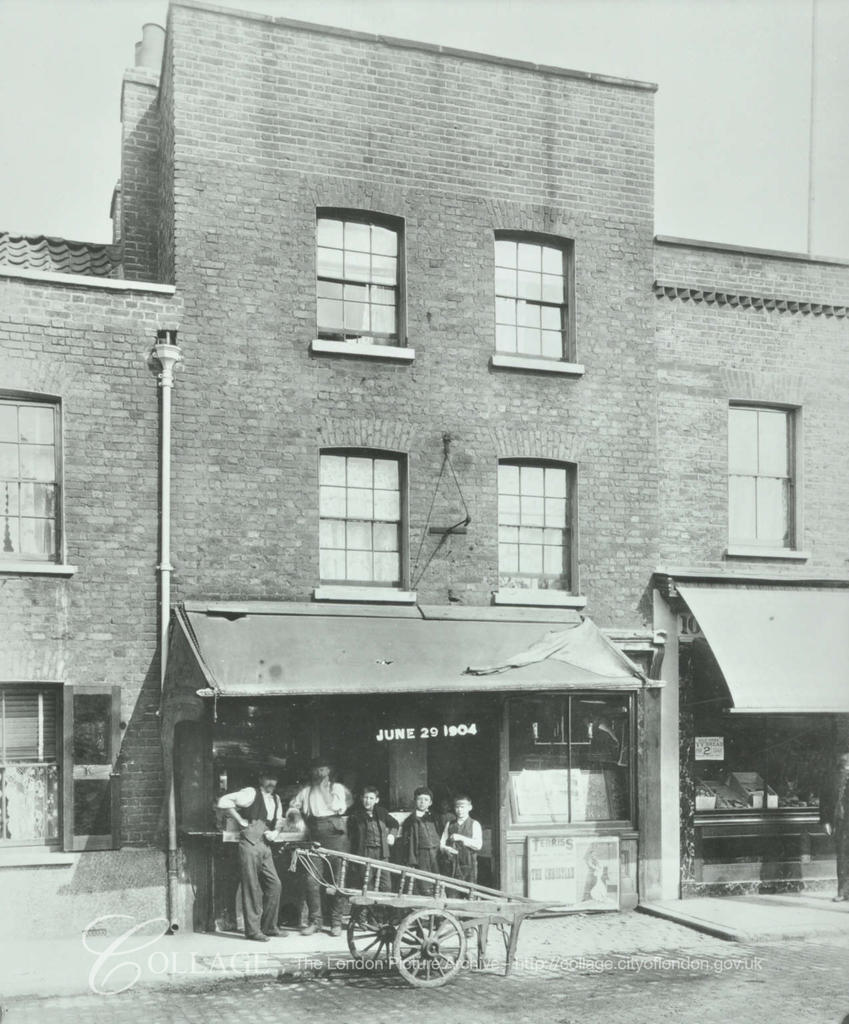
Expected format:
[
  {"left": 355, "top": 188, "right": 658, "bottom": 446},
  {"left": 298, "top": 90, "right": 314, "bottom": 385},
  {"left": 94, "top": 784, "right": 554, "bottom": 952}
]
[{"left": 375, "top": 723, "right": 479, "bottom": 741}]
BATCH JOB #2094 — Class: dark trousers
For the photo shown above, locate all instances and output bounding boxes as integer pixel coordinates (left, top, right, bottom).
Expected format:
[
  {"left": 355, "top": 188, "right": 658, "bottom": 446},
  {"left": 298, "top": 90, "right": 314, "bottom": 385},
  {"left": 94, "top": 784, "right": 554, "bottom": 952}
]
[
  {"left": 410, "top": 846, "right": 439, "bottom": 895},
  {"left": 836, "top": 819, "right": 849, "bottom": 897},
  {"left": 238, "top": 839, "right": 282, "bottom": 938}
]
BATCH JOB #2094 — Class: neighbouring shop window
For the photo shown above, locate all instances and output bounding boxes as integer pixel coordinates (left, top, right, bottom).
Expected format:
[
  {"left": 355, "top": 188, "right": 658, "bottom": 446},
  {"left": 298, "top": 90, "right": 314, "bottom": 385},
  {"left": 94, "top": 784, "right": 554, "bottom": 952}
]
[
  {"left": 316, "top": 213, "right": 402, "bottom": 345},
  {"left": 494, "top": 234, "right": 573, "bottom": 360},
  {"left": 0, "top": 686, "right": 60, "bottom": 844},
  {"left": 694, "top": 714, "right": 831, "bottom": 813},
  {"left": 728, "top": 405, "right": 795, "bottom": 548},
  {"left": 0, "top": 397, "right": 61, "bottom": 562},
  {"left": 498, "top": 460, "right": 573, "bottom": 592},
  {"left": 319, "top": 449, "right": 404, "bottom": 586},
  {"left": 508, "top": 694, "right": 633, "bottom": 824}
]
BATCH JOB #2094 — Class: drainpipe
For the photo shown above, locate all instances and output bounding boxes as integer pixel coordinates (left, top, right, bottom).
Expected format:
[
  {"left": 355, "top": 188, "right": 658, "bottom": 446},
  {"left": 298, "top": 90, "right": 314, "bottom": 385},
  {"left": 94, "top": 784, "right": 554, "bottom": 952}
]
[{"left": 150, "top": 330, "right": 182, "bottom": 932}]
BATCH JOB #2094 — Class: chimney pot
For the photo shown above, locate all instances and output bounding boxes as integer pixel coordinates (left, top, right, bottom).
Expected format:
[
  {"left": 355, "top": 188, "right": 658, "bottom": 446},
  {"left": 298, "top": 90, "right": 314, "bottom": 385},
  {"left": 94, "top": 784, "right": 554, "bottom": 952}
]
[{"left": 135, "top": 22, "right": 165, "bottom": 71}]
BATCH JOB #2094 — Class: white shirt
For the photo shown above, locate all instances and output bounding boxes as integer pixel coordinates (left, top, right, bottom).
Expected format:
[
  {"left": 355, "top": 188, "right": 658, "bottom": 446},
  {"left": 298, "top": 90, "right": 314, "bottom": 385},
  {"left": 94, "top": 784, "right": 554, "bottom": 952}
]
[
  {"left": 440, "top": 817, "right": 483, "bottom": 852},
  {"left": 217, "top": 786, "right": 279, "bottom": 820},
  {"left": 289, "top": 781, "right": 351, "bottom": 818}
]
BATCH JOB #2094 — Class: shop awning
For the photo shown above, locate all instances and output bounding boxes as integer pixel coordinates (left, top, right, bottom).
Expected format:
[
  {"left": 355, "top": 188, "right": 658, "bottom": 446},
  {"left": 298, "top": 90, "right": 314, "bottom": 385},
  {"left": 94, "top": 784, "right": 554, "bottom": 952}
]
[
  {"left": 168, "top": 602, "right": 651, "bottom": 699},
  {"left": 678, "top": 584, "right": 849, "bottom": 713}
]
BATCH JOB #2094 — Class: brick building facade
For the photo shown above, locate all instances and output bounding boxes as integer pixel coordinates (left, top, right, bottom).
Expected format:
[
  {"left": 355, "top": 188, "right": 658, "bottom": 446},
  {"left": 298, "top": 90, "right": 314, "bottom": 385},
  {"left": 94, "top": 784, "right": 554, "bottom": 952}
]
[{"left": 1, "top": 0, "right": 847, "bottom": 938}]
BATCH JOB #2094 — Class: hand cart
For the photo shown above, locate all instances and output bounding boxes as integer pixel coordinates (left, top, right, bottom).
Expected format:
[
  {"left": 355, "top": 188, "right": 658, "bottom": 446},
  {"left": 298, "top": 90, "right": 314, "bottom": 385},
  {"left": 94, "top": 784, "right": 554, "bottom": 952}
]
[{"left": 289, "top": 845, "right": 544, "bottom": 988}]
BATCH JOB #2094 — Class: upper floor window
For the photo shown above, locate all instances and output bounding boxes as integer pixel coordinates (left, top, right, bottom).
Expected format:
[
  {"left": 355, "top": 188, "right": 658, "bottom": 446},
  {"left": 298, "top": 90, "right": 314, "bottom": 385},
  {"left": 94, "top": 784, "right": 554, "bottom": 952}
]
[
  {"left": 316, "top": 214, "right": 401, "bottom": 346},
  {"left": 495, "top": 235, "right": 572, "bottom": 361},
  {"left": 319, "top": 450, "right": 404, "bottom": 586},
  {"left": 0, "top": 397, "right": 61, "bottom": 562},
  {"left": 728, "top": 405, "right": 795, "bottom": 549},
  {"left": 498, "top": 460, "right": 573, "bottom": 592}
]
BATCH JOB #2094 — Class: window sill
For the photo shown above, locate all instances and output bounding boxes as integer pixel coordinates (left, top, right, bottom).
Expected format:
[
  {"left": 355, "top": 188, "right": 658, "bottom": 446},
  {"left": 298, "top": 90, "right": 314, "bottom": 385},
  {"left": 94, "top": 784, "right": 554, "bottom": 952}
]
[
  {"left": 0, "top": 561, "right": 77, "bottom": 576},
  {"left": 490, "top": 353, "right": 585, "bottom": 376},
  {"left": 310, "top": 339, "right": 415, "bottom": 362},
  {"left": 725, "top": 547, "right": 810, "bottom": 561},
  {"left": 493, "top": 591, "right": 587, "bottom": 608},
  {"left": 0, "top": 849, "right": 77, "bottom": 867},
  {"left": 314, "top": 586, "right": 418, "bottom": 604}
]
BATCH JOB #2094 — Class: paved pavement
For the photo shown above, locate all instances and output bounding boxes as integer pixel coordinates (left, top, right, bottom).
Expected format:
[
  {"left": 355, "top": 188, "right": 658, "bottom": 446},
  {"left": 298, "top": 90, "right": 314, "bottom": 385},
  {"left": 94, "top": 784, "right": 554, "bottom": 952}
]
[{"left": 3, "top": 929, "right": 849, "bottom": 1024}]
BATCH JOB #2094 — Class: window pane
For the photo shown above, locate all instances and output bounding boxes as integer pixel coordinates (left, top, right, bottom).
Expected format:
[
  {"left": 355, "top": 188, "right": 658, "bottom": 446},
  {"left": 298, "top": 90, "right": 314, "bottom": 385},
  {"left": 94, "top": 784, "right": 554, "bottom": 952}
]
[
  {"left": 347, "top": 549, "right": 372, "bottom": 581},
  {"left": 344, "top": 221, "right": 371, "bottom": 253},
  {"left": 370, "top": 305, "right": 396, "bottom": 335},
  {"left": 347, "top": 458, "right": 373, "bottom": 488},
  {"left": 729, "top": 408, "right": 758, "bottom": 474},
  {"left": 347, "top": 488, "right": 373, "bottom": 519},
  {"left": 320, "top": 549, "right": 345, "bottom": 580},
  {"left": 499, "top": 525, "right": 519, "bottom": 544},
  {"left": 545, "top": 498, "right": 567, "bottom": 527},
  {"left": 544, "top": 545, "right": 564, "bottom": 574},
  {"left": 518, "top": 302, "right": 541, "bottom": 328},
  {"left": 2, "top": 481, "right": 19, "bottom": 516},
  {"left": 540, "top": 332, "right": 562, "bottom": 359},
  {"left": 319, "top": 485, "right": 346, "bottom": 517},
  {"left": 521, "top": 495, "right": 545, "bottom": 526},
  {"left": 373, "top": 459, "right": 399, "bottom": 490},
  {"left": 319, "top": 519, "right": 346, "bottom": 549},
  {"left": 3, "top": 689, "right": 39, "bottom": 760},
  {"left": 317, "top": 218, "right": 343, "bottom": 248},
  {"left": 495, "top": 298, "right": 516, "bottom": 325},
  {"left": 344, "top": 301, "right": 369, "bottom": 332},
  {"left": 545, "top": 468, "right": 567, "bottom": 498},
  {"left": 344, "top": 250, "right": 371, "bottom": 282},
  {"left": 498, "top": 464, "right": 520, "bottom": 495},
  {"left": 499, "top": 544, "right": 519, "bottom": 573},
  {"left": 19, "top": 518, "right": 55, "bottom": 559},
  {"left": 499, "top": 493, "right": 521, "bottom": 525},
  {"left": 517, "top": 327, "right": 541, "bottom": 356},
  {"left": 373, "top": 488, "right": 400, "bottom": 521},
  {"left": 758, "top": 410, "right": 789, "bottom": 476},
  {"left": 1, "top": 765, "right": 59, "bottom": 841},
  {"left": 495, "top": 239, "right": 517, "bottom": 269},
  {"left": 346, "top": 521, "right": 372, "bottom": 550},
  {"left": 540, "top": 305, "right": 562, "bottom": 331},
  {"left": 343, "top": 282, "right": 369, "bottom": 305},
  {"left": 521, "top": 466, "right": 545, "bottom": 496},
  {"left": 320, "top": 455, "right": 346, "bottom": 486},
  {"left": 728, "top": 476, "right": 756, "bottom": 541},
  {"left": 0, "top": 443, "right": 18, "bottom": 477},
  {"left": 373, "top": 522, "right": 398, "bottom": 552},
  {"left": 517, "top": 271, "right": 541, "bottom": 301},
  {"left": 519, "top": 545, "right": 543, "bottom": 575},
  {"left": 18, "top": 407, "right": 54, "bottom": 445},
  {"left": 316, "top": 246, "right": 344, "bottom": 279},
  {"left": 541, "top": 274, "right": 563, "bottom": 303},
  {"left": 2, "top": 517, "right": 20, "bottom": 554},
  {"left": 370, "top": 255, "right": 397, "bottom": 285},
  {"left": 0, "top": 405, "right": 17, "bottom": 442},
  {"left": 317, "top": 298, "right": 343, "bottom": 329},
  {"left": 373, "top": 552, "right": 400, "bottom": 583},
  {"left": 496, "top": 324, "right": 517, "bottom": 352},
  {"left": 757, "top": 477, "right": 789, "bottom": 545},
  {"left": 517, "top": 243, "right": 541, "bottom": 271},
  {"left": 542, "top": 246, "right": 563, "bottom": 275},
  {"left": 371, "top": 226, "right": 397, "bottom": 256},
  {"left": 495, "top": 266, "right": 516, "bottom": 297}
]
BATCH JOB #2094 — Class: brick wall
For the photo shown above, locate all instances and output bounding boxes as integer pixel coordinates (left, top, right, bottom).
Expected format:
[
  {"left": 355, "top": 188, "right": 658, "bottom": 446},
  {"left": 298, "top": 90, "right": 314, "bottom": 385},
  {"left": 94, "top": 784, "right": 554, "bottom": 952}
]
[
  {"left": 0, "top": 275, "right": 181, "bottom": 843},
  {"left": 163, "top": 4, "right": 659, "bottom": 629},
  {"left": 119, "top": 68, "right": 162, "bottom": 282},
  {"left": 655, "top": 239, "right": 849, "bottom": 574}
]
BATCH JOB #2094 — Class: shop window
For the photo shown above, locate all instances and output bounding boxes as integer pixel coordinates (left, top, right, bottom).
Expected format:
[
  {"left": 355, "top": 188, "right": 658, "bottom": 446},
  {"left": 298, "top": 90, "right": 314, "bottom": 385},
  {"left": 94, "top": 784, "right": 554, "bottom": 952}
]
[
  {"left": 0, "top": 685, "right": 60, "bottom": 845},
  {"left": 498, "top": 460, "right": 574, "bottom": 592},
  {"left": 319, "top": 450, "right": 405, "bottom": 586},
  {"left": 0, "top": 396, "right": 61, "bottom": 562},
  {"left": 316, "top": 212, "right": 402, "bottom": 346},
  {"left": 728, "top": 405, "right": 795, "bottom": 549},
  {"left": 508, "top": 694, "right": 633, "bottom": 824},
  {"left": 494, "top": 234, "right": 573, "bottom": 361},
  {"left": 693, "top": 714, "right": 831, "bottom": 814}
]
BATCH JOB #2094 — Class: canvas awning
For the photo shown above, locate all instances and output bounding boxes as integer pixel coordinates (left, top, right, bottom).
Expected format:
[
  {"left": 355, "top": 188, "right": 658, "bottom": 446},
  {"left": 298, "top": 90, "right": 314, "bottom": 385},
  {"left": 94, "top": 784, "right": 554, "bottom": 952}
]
[
  {"left": 678, "top": 584, "right": 849, "bottom": 713},
  {"left": 165, "top": 601, "right": 652, "bottom": 702}
]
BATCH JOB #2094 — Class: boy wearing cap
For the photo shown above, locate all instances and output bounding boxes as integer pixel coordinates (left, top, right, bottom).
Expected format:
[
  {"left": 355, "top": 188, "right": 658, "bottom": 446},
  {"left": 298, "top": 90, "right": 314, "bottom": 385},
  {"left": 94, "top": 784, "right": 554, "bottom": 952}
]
[{"left": 400, "top": 786, "right": 441, "bottom": 893}]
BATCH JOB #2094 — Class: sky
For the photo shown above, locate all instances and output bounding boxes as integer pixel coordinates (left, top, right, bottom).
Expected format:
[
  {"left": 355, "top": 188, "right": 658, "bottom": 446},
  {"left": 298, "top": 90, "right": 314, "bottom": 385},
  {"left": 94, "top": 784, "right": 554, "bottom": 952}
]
[{"left": 0, "top": 0, "right": 847, "bottom": 258}]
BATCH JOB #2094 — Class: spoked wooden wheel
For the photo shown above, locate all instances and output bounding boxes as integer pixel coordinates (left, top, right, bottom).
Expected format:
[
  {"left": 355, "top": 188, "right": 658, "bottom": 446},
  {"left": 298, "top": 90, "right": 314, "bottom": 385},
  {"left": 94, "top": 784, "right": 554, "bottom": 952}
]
[
  {"left": 346, "top": 905, "right": 400, "bottom": 963},
  {"left": 393, "top": 909, "right": 467, "bottom": 988}
]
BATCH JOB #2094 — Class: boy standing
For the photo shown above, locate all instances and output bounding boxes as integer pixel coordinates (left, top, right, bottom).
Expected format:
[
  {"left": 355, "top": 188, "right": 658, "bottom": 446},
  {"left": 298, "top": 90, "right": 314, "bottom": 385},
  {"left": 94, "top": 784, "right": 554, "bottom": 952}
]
[
  {"left": 400, "top": 786, "right": 441, "bottom": 892},
  {"left": 440, "top": 794, "right": 483, "bottom": 885},
  {"left": 347, "top": 785, "right": 400, "bottom": 891}
]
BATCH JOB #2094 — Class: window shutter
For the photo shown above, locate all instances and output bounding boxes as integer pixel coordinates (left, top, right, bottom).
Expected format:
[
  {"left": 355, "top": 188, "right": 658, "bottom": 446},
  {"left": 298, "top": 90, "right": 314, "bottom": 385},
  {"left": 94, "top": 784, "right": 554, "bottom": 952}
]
[{"left": 63, "top": 685, "right": 122, "bottom": 852}]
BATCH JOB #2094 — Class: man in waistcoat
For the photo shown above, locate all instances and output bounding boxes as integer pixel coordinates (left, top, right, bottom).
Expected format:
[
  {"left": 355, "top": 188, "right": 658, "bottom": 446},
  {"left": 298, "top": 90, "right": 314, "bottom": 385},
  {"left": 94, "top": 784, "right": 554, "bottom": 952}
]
[
  {"left": 289, "top": 760, "right": 353, "bottom": 936},
  {"left": 217, "top": 768, "right": 286, "bottom": 941},
  {"left": 821, "top": 749, "right": 849, "bottom": 902}
]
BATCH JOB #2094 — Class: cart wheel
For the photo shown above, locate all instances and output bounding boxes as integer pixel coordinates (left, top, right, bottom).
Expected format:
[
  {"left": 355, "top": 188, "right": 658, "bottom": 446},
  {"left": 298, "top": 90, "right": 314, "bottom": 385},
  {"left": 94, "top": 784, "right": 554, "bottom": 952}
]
[
  {"left": 393, "top": 909, "right": 467, "bottom": 988},
  {"left": 346, "top": 906, "right": 399, "bottom": 964}
]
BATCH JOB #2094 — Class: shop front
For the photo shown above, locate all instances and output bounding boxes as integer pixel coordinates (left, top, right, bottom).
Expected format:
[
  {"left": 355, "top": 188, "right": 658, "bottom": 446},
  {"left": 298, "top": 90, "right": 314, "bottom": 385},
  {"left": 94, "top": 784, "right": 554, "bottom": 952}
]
[
  {"left": 668, "top": 580, "right": 849, "bottom": 896},
  {"left": 162, "top": 601, "right": 661, "bottom": 931}
]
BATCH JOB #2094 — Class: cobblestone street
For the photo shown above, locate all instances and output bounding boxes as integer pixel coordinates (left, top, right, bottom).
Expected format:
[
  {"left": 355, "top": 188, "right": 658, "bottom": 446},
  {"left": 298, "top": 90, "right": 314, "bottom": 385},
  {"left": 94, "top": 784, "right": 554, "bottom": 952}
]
[{"left": 4, "top": 915, "right": 849, "bottom": 1024}]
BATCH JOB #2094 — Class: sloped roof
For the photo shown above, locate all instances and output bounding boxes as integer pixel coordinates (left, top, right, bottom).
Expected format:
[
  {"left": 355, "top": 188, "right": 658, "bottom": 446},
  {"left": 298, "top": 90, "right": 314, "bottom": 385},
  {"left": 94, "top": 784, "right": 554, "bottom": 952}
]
[{"left": 0, "top": 233, "right": 121, "bottom": 278}]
